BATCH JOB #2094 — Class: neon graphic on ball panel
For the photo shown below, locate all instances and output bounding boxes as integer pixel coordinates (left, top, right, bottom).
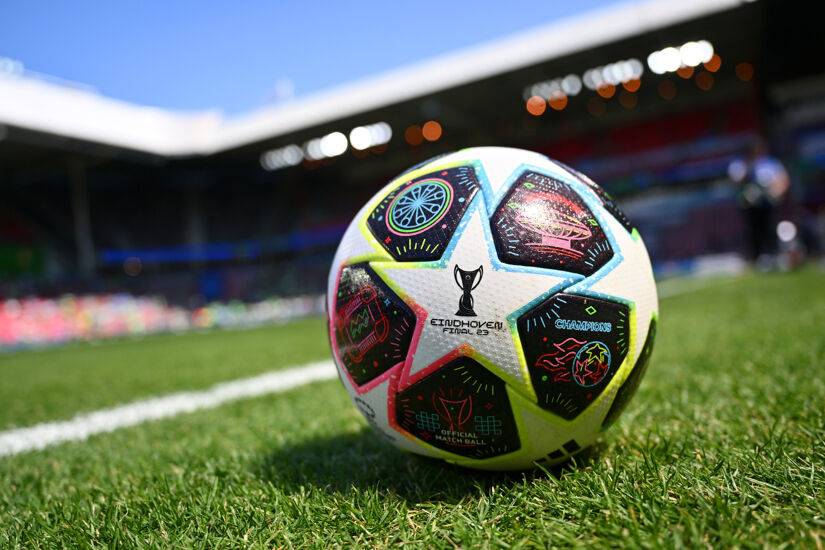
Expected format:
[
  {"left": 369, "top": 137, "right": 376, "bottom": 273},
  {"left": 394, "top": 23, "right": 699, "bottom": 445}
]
[
  {"left": 518, "top": 294, "right": 629, "bottom": 420},
  {"left": 490, "top": 171, "right": 613, "bottom": 275},
  {"left": 396, "top": 356, "right": 520, "bottom": 459},
  {"left": 367, "top": 165, "right": 479, "bottom": 261},
  {"left": 549, "top": 159, "right": 635, "bottom": 234},
  {"left": 333, "top": 263, "right": 416, "bottom": 387},
  {"left": 387, "top": 179, "right": 453, "bottom": 235}
]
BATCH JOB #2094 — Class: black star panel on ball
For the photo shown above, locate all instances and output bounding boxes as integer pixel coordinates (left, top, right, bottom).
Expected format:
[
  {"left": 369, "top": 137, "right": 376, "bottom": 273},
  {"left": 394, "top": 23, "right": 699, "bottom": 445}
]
[
  {"left": 396, "top": 357, "right": 520, "bottom": 459},
  {"left": 367, "top": 165, "right": 479, "bottom": 262},
  {"left": 517, "top": 293, "right": 630, "bottom": 420},
  {"left": 490, "top": 171, "right": 613, "bottom": 275},
  {"left": 333, "top": 263, "right": 416, "bottom": 387}
]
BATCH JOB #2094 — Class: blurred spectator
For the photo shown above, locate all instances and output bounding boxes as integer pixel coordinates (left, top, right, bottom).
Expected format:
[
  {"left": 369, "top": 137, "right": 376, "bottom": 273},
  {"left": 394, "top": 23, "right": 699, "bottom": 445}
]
[{"left": 728, "top": 140, "right": 790, "bottom": 266}]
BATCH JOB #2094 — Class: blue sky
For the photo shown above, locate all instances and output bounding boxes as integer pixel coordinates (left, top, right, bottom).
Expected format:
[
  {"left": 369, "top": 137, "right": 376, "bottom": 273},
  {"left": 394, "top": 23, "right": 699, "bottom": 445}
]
[{"left": 1, "top": 0, "right": 619, "bottom": 115}]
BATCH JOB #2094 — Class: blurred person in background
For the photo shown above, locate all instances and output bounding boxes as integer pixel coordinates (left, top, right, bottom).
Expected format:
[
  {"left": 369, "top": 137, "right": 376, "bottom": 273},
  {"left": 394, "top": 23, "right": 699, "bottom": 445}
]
[{"left": 729, "top": 139, "right": 791, "bottom": 269}]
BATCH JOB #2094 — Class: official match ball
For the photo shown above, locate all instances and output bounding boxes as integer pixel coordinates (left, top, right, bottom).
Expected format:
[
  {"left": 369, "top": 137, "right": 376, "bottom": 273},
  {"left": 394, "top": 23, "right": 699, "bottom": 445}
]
[{"left": 326, "top": 147, "right": 658, "bottom": 470}]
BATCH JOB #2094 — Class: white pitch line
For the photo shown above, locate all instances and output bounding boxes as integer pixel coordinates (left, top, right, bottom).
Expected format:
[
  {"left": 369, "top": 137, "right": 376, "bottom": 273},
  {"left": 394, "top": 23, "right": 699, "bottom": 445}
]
[
  {"left": 656, "top": 276, "right": 738, "bottom": 299},
  {"left": 0, "top": 359, "right": 337, "bottom": 457}
]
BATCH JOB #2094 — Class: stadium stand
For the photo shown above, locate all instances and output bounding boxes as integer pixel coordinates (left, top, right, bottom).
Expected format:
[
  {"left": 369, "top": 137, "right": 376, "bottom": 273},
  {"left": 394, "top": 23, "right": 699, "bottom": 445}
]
[{"left": 1, "top": 0, "right": 823, "bottom": 348}]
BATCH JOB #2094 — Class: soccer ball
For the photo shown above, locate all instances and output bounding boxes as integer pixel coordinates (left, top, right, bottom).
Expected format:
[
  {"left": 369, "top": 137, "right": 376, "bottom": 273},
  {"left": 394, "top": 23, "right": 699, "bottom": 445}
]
[{"left": 326, "top": 147, "right": 657, "bottom": 470}]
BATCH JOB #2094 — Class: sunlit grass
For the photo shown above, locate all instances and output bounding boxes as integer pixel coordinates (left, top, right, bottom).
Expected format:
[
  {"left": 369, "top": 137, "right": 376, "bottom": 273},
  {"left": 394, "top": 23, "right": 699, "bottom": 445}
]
[{"left": 1, "top": 270, "right": 823, "bottom": 548}]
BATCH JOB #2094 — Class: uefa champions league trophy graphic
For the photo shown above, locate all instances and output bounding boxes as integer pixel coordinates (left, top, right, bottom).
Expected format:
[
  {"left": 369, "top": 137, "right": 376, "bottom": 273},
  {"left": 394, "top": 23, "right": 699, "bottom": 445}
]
[
  {"left": 515, "top": 192, "right": 591, "bottom": 258},
  {"left": 454, "top": 265, "right": 483, "bottom": 317}
]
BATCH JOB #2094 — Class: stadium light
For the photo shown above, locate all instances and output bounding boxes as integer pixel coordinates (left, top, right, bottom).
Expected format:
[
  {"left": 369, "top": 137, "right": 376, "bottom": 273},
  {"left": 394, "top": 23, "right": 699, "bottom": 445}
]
[
  {"left": 525, "top": 60, "right": 639, "bottom": 101},
  {"left": 561, "top": 74, "right": 582, "bottom": 96},
  {"left": 304, "top": 133, "right": 346, "bottom": 161},
  {"left": 370, "top": 122, "right": 392, "bottom": 146},
  {"left": 260, "top": 144, "right": 303, "bottom": 171},
  {"left": 660, "top": 47, "right": 682, "bottom": 72},
  {"left": 680, "top": 42, "right": 704, "bottom": 67},
  {"left": 696, "top": 41, "right": 714, "bottom": 64},
  {"left": 349, "top": 122, "right": 392, "bottom": 150},
  {"left": 422, "top": 120, "right": 442, "bottom": 141},
  {"left": 548, "top": 91, "right": 568, "bottom": 111},
  {"left": 405, "top": 125, "right": 424, "bottom": 146},
  {"left": 525, "top": 96, "right": 546, "bottom": 116},
  {"left": 524, "top": 79, "right": 559, "bottom": 101},
  {"left": 648, "top": 41, "right": 714, "bottom": 74},
  {"left": 735, "top": 62, "right": 754, "bottom": 81},
  {"left": 319, "top": 132, "right": 348, "bottom": 158},
  {"left": 582, "top": 59, "right": 643, "bottom": 91},
  {"left": 349, "top": 127, "right": 372, "bottom": 150},
  {"left": 304, "top": 137, "right": 323, "bottom": 161}
]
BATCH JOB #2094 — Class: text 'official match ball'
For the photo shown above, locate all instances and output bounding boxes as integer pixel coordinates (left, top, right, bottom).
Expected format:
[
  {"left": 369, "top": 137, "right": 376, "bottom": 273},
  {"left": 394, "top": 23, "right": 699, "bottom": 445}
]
[{"left": 326, "top": 147, "right": 658, "bottom": 470}]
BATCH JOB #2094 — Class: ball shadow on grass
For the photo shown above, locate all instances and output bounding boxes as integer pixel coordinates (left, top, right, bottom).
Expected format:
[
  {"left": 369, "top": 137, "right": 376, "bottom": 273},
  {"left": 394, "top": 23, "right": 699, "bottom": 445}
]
[{"left": 254, "top": 427, "right": 605, "bottom": 504}]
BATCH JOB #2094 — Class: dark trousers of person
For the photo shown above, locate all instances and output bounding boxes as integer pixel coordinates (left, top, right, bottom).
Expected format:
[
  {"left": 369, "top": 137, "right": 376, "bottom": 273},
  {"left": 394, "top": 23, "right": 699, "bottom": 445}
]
[{"left": 745, "top": 204, "right": 776, "bottom": 259}]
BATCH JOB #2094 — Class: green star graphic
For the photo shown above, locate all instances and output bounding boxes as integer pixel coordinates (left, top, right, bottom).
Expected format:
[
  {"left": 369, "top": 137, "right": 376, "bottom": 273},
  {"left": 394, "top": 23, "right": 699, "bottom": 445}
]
[{"left": 584, "top": 343, "right": 608, "bottom": 365}]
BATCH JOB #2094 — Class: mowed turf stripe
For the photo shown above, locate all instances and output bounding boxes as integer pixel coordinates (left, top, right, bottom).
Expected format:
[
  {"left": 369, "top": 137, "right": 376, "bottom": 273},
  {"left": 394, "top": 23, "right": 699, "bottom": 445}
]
[{"left": 0, "top": 360, "right": 336, "bottom": 457}]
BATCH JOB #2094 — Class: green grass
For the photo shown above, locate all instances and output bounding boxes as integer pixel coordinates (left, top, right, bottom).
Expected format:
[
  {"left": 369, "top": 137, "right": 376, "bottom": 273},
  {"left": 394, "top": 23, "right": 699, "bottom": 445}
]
[
  {"left": 0, "top": 318, "right": 329, "bottom": 428},
  {"left": 1, "top": 270, "right": 824, "bottom": 548}
]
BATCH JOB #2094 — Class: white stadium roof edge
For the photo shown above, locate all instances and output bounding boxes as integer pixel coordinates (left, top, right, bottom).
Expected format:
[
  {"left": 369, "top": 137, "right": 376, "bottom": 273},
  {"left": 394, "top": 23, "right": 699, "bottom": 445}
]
[{"left": 0, "top": 0, "right": 741, "bottom": 158}]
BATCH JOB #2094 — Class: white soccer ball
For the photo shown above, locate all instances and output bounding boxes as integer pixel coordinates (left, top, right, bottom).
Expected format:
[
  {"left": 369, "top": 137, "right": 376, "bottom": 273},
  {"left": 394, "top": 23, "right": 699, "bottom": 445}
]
[{"left": 327, "top": 147, "right": 658, "bottom": 470}]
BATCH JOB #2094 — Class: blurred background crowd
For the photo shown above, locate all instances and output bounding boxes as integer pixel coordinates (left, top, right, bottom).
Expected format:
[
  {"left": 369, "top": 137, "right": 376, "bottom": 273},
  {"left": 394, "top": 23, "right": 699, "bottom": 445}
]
[{"left": 0, "top": 294, "right": 323, "bottom": 350}]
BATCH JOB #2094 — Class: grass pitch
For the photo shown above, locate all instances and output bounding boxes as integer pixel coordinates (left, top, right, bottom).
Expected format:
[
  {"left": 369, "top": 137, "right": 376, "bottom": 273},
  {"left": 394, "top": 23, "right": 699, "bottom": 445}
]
[{"left": 1, "top": 270, "right": 824, "bottom": 548}]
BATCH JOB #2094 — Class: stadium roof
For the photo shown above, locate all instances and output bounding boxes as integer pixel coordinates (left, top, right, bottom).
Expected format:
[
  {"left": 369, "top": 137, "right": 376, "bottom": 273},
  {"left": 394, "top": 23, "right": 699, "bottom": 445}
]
[{"left": 0, "top": 0, "right": 743, "bottom": 157}]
